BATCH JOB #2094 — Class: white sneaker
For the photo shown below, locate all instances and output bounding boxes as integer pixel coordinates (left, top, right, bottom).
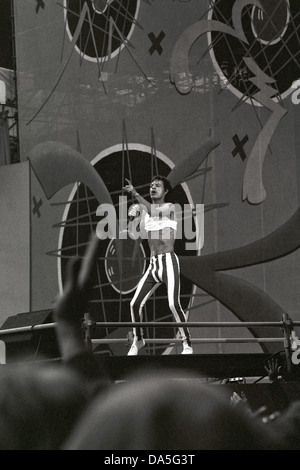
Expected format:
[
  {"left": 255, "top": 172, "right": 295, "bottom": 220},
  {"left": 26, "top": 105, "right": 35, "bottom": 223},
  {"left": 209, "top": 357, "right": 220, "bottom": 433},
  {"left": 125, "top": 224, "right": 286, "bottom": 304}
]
[
  {"left": 127, "top": 338, "right": 145, "bottom": 356},
  {"left": 181, "top": 343, "right": 193, "bottom": 355}
]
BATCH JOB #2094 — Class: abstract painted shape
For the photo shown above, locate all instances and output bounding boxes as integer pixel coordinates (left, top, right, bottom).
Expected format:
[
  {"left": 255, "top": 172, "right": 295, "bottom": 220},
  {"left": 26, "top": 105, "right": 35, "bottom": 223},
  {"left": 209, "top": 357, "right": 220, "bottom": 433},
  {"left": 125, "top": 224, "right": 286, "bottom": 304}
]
[
  {"left": 242, "top": 57, "right": 288, "bottom": 204},
  {"left": 170, "top": 0, "right": 291, "bottom": 204},
  {"left": 179, "top": 208, "right": 300, "bottom": 352},
  {"left": 148, "top": 31, "right": 165, "bottom": 55},
  {"left": 64, "top": 0, "right": 140, "bottom": 62},
  {"left": 232, "top": 134, "right": 248, "bottom": 161},
  {"left": 170, "top": 0, "right": 262, "bottom": 94},
  {"left": 32, "top": 196, "right": 43, "bottom": 218},
  {"left": 167, "top": 137, "right": 220, "bottom": 188},
  {"left": 35, "top": 0, "right": 45, "bottom": 14},
  {"left": 28, "top": 141, "right": 114, "bottom": 206},
  {"left": 28, "top": 140, "right": 121, "bottom": 266},
  {"left": 209, "top": 0, "right": 299, "bottom": 101}
]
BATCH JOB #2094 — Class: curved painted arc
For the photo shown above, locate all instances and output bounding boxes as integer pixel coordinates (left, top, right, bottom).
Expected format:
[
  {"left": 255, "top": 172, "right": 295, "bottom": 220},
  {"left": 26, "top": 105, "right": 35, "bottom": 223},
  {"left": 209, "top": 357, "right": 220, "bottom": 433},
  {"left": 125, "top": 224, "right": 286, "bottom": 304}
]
[
  {"left": 179, "top": 257, "right": 284, "bottom": 352},
  {"left": 27, "top": 140, "right": 120, "bottom": 258},
  {"left": 28, "top": 141, "right": 113, "bottom": 204},
  {"left": 178, "top": 208, "right": 300, "bottom": 352},
  {"left": 170, "top": 0, "right": 263, "bottom": 94},
  {"left": 170, "top": 20, "right": 241, "bottom": 94},
  {"left": 196, "top": 208, "right": 300, "bottom": 271},
  {"left": 167, "top": 138, "right": 220, "bottom": 188}
]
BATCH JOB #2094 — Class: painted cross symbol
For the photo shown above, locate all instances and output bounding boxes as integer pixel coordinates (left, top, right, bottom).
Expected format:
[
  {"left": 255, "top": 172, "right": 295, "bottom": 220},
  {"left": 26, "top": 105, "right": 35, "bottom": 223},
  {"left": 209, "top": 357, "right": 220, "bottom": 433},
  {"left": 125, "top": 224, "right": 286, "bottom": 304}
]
[
  {"left": 232, "top": 134, "right": 249, "bottom": 161},
  {"left": 148, "top": 31, "right": 165, "bottom": 55},
  {"left": 35, "top": 0, "right": 45, "bottom": 14},
  {"left": 32, "top": 196, "right": 43, "bottom": 218}
]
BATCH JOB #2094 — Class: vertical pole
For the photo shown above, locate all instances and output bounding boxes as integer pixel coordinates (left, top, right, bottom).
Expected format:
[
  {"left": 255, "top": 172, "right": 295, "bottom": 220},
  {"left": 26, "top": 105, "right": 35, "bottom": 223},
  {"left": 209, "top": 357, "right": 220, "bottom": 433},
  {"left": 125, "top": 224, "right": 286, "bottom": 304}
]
[
  {"left": 10, "top": 0, "right": 20, "bottom": 163},
  {"left": 282, "top": 313, "right": 293, "bottom": 376},
  {"left": 28, "top": 161, "right": 32, "bottom": 313}
]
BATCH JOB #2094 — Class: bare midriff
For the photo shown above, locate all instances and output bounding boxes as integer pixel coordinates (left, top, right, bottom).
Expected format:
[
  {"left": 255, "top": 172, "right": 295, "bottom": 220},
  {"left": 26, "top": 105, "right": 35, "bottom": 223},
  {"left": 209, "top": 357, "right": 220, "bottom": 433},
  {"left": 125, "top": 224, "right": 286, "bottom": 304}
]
[{"left": 147, "top": 227, "right": 176, "bottom": 256}]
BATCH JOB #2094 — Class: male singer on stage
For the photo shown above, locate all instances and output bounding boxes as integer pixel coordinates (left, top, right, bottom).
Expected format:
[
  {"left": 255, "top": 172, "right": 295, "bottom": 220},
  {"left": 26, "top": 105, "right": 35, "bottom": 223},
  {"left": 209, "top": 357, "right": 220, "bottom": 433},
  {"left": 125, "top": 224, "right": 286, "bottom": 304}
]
[{"left": 123, "top": 175, "right": 193, "bottom": 356}]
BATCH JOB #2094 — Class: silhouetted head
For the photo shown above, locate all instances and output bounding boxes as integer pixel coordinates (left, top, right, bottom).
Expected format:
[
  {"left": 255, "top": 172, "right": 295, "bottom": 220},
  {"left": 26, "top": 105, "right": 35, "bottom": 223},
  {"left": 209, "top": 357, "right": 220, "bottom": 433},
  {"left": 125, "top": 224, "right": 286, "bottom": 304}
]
[
  {"left": 63, "top": 368, "right": 280, "bottom": 450},
  {"left": 0, "top": 363, "right": 95, "bottom": 450}
]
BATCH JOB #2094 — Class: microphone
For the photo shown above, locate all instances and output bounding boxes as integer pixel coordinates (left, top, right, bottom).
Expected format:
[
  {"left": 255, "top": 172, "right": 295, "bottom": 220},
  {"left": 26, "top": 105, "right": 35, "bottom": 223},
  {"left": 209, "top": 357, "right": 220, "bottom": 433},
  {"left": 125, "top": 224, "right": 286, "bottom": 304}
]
[{"left": 128, "top": 204, "right": 140, "bottom": 222}]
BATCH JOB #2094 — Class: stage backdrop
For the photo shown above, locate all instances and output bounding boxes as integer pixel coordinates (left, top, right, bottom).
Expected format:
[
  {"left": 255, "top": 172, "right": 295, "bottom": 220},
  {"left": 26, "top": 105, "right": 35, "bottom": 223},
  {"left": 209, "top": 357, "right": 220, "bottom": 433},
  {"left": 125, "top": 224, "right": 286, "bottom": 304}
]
[{"left": 1, "top": 0, "right": 299, "bottom": 356}]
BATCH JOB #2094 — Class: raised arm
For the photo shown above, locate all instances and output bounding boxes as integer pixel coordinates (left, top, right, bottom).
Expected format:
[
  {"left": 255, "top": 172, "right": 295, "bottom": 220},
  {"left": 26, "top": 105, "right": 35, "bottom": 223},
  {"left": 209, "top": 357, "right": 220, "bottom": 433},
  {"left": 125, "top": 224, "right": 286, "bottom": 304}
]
[
  {"left": 53, "top": 233, "right": 112, "bottom": 384},
  {"left": 123, "top": 179, "right": 174, "bottom": 216},
  {"left": 123, "top": 179, "right": 151, "bottom": 212},
  {"left": 53, "top": 234, "right": 101, "bottom": 360}
]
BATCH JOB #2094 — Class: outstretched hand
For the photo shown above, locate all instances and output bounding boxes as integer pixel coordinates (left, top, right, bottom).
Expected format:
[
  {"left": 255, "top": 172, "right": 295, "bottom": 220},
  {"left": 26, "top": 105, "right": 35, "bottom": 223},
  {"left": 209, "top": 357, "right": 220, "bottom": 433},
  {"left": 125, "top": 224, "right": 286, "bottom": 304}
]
[
  {"left": 53, "top": 232, "right": 112, "bottom": 380},
  {"left": 123, "top": 178, "right": 136, "bottom": 195},
  {"left": 230, "top": 391, "right": 249, "bottom": 409},
  {"left": 264, "top": 357, "right": 283, "bottom": 383}
]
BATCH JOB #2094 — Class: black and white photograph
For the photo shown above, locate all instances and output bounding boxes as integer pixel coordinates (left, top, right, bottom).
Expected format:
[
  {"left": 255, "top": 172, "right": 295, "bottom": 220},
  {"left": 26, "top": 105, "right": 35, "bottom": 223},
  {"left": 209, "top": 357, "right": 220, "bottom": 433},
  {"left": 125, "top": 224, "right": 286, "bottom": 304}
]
[{"left": 0, "top": 0, "right": 299, "bottom": 452}]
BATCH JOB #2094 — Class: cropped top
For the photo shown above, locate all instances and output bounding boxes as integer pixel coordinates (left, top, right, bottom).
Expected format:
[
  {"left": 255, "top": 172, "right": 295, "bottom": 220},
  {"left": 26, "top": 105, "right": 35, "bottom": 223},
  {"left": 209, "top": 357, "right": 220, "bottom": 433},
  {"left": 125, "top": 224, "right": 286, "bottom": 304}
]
[{"left": 143, "top": 212, "right": 177, "bottom": 232}]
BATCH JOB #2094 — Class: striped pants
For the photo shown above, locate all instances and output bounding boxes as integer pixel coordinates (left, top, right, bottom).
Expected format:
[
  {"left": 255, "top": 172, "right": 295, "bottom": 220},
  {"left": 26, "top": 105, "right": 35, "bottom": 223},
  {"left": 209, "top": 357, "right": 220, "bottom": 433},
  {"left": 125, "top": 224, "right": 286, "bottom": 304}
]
[{"left": 130, "top": 252, "right": 191, "bottom": 345}]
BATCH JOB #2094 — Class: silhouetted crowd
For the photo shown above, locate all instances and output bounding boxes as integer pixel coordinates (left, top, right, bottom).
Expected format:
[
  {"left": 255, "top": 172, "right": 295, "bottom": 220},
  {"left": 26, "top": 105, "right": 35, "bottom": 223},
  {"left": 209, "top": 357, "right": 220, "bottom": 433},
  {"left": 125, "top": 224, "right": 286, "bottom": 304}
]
[{"left": 0, "top": 234, "right": 299, "bottom": 451}]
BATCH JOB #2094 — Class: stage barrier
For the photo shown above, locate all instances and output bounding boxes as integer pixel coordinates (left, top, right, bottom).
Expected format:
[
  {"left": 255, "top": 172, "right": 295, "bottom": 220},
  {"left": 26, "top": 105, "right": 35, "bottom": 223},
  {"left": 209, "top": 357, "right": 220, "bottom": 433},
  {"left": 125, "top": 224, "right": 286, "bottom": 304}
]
[{"left": 0, "top": 313, "right": 299, "bottom": 375}]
